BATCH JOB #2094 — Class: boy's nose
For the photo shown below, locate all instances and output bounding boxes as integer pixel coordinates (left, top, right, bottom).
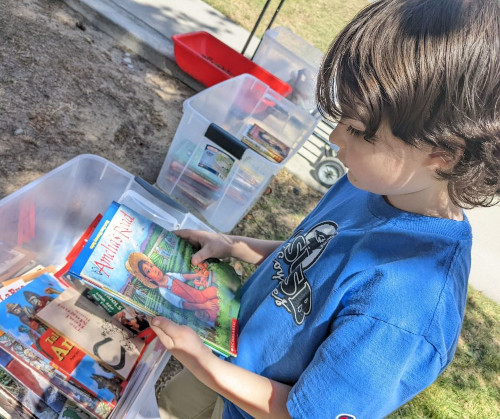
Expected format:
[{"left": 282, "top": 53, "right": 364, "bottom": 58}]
[{"left": 328, "top": 124, "right": 342, "bottom": 151}]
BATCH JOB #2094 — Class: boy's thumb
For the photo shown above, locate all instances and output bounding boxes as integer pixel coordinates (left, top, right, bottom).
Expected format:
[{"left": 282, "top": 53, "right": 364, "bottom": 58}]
[
  {"left": 151, "top": 317, "right": 175, "bottom": 333},
  {"left": 191, "top": 249, "right": 208, "bottom": 266}
]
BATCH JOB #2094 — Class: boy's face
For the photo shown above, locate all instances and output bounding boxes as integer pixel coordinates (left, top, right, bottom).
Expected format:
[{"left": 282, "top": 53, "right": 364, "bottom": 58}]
[{"left": 329, "top": 119, "right": 435, "bottom": 198}]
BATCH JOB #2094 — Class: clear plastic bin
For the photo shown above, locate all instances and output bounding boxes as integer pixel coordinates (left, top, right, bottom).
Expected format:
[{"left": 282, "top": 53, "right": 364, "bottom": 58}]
[
  {"left": 0, "top": 154, "right": 213, "bottom": 418},
  {"left": 252, "top": 26, "right": 324, "bottom": 113},
  {"left": 156, "top": 74, "right": 320, "bottom": 232}
]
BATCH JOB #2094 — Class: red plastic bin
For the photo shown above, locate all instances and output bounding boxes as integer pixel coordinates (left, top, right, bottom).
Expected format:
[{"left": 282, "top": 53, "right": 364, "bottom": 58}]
[{"left": 172, "top": 31, "right": 292, "bottom": 97}]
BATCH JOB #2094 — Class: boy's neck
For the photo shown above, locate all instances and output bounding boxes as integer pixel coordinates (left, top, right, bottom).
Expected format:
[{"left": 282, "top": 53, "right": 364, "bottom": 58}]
[{"left": 385, "top": 187, "right": 464, "bottom": 221}]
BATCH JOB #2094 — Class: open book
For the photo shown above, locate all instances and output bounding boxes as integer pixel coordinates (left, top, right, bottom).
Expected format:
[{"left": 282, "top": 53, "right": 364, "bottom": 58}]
[{"left": 68, "top": 202, "right": 241, "bottom": 358}]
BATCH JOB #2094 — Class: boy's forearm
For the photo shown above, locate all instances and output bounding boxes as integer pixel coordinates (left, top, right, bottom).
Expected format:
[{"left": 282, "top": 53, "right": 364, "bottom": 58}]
[
  {"left": 228, "top": 236, "right": 283, "bottom": 265},
  {"left": 187, "top": 351, "right": 292, "bottom": 419}
]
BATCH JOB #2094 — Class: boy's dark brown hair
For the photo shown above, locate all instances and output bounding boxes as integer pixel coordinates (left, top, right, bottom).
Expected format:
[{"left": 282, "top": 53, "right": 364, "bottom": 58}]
[{"left": 317, "top": 0, "right": 500, "bottom": 208}]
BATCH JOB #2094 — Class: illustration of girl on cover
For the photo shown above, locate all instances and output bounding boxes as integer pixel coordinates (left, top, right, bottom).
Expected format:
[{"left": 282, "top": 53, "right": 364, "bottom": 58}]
[{"left": 125, "top": 252, "right": 219, "bottom": 324}]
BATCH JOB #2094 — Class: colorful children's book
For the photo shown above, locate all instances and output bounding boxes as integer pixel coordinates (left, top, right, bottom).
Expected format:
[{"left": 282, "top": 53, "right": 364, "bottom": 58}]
[
  {"left": 0, "top": 273, "right": 124, "bottom": 404},
  {"left": 36, "top": 287, "right": 145, "bottom": 380},
  {"left": 0, "top": 330, "right": 113, "bottom": 419},
  {"left": 241, "top": 123, "right": 290, "bottom": 163},
  {"left": 0, "top": 278, "right": 25, "bottom": 303},
  {"left": 68, "top": 201, "right": 241, "bottom": 358}
]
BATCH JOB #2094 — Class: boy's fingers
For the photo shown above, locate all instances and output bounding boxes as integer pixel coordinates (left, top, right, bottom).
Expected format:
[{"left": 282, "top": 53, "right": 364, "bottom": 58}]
[
  {"left": 150, "top": 317, "right": 179, "bottom": 348},
  {"left": 192, "top": 247, "right": 212, "bottom": 266},
  {"left": 173, "top": 229, "right": 196, "bottom": 242}
]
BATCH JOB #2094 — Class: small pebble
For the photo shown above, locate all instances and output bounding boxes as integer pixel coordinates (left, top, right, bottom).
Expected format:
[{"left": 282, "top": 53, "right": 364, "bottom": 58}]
[
  {"left": 14, "top": 128, "right": 24, "bottom": 136},
  {"left": 127, "top": 64, "right": 134, "bottom": 69},
  {"left": 76, "top": 21, "right": 86, "bottom": 31},
  {"left": 123, "top": 57, "right": 132, "bottom": 64},
  {"left": 124, "top": 52, "right": 131, "bottom": 57},
  {"left": 293, "top": 187, "right": 301, "bottom": 195}
]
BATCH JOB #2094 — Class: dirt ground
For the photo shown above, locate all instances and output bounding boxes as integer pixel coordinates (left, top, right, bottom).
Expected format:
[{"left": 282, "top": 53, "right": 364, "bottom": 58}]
[{"left": 0, "top": 0, "right": 324, "bottom": 401}]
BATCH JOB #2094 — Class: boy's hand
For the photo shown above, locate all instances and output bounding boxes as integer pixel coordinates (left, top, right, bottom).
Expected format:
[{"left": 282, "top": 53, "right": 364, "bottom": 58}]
[
  {"left": 174, "top": 229, "right": 284, "bottom": 266},
  {"left": 150, "top": 317, "right": 213, "bottom": 367},
  {"left": 174, "top": 229, "right": 234, "bottom": 265}
]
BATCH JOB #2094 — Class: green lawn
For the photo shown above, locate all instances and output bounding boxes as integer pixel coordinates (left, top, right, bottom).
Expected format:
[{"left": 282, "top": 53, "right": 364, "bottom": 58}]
[{"left": 204, "top": 0, "right": 370, "bottom": 52}]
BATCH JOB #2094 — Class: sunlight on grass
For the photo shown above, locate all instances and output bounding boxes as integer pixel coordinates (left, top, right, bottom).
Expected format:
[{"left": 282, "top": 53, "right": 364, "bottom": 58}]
[
  {"left": 204, "top": 0, "right": 370, "bottom": 52},
  {"left": 390, "top": 287, "right": 500, "bottom": 418}
]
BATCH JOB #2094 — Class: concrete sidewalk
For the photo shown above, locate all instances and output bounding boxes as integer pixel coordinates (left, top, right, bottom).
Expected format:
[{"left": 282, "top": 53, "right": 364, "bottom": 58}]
[{"left": 63, "top": 0, "right": 500, "bottom": 305}]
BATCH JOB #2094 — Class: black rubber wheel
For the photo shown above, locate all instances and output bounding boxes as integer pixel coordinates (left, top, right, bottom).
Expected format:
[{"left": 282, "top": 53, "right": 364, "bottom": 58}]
[{"left": 314, "top": 158, "right": 345, "bottom": 187}]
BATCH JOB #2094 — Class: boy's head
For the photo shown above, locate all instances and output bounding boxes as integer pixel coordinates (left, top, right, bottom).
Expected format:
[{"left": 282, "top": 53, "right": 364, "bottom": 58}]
[{"left": 317, "top": 0, "right": 500, "bottom": 208}]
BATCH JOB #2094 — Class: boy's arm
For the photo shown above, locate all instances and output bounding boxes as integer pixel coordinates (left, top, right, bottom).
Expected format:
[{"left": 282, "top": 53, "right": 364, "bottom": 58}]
[
  {"left": 151, "top": 317, "right": 292, "bottom": 419},
  {"left": 174, "top": 229, "right": 283, "bottom": 265}
]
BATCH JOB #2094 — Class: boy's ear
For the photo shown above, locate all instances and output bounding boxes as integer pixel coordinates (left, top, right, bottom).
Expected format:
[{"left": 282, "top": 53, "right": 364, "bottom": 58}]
[{"left": 426, "top": 147, "right": 461, "bottom": 171}]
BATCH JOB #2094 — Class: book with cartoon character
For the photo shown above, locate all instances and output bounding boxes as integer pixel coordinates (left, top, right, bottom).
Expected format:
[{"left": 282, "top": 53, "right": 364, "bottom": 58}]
[
  {"left": 68, "top": 201, "right": 241, "bottom": 358},
  {"left": 0, "top": 273, "right": 124, "bottom": 406}
]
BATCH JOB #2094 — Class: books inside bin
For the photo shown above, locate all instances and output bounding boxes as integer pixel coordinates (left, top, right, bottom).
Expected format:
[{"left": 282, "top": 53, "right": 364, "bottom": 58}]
[
  {"left": 166, "top": 123, "right": 285, "bottom": 213},
  {"left": 67, "top": 201, "right": 241, "bottom": 358},
  {"left": 241, "top": 123, "right": 290, "bottom": 163},
  {"left": 0, "top": 201, "right": 242, "bottom": 418}
]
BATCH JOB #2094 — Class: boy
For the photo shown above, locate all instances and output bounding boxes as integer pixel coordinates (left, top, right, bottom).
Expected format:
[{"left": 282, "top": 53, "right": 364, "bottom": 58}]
[{"left": 151, "top": 0, "right": 500, "bottom": 417}]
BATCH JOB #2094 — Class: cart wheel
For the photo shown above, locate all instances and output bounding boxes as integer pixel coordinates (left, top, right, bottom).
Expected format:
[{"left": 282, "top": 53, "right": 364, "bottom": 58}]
[{"left": 314, "top": 158, "right": 345, "bottom": 188}]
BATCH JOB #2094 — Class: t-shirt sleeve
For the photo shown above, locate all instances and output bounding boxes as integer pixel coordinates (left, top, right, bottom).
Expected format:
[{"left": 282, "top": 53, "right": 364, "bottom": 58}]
[{"left": 286, "top": 314, "right": 442, "bottom": 419}]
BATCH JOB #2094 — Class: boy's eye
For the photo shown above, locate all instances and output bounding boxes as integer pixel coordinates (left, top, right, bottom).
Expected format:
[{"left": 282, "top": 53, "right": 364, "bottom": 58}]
[
  {"left": 346, "top": 125, "right": 375, "bottom": 143},
  {"left": 346, "top": 125, "right": 364, "bottom": 137}
]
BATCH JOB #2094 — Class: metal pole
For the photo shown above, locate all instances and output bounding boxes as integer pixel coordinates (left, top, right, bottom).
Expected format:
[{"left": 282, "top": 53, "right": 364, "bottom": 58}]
[
  {"left": 251, "top": 0, "right": 286, "bottom": 60},
  {"left": 241, "top": 0, "right": 272, "bottom": 56}
]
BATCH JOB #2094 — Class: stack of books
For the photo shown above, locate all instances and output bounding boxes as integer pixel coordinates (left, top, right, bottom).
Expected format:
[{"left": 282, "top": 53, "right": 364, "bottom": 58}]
[
  {"left": 0, "top": 201, "right": 242, "bottom": 418},
  {"left": 165, "top": 124, "right": 288, "bottom": 211}
]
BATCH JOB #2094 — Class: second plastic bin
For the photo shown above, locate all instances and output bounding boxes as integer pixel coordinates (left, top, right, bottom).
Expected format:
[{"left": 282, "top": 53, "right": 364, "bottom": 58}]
[
  {"left": 253, "top": 27, "right": 324, "bottom": 113},
  {"left": 156, "top": 74, "right": 320, "bottom": 232}
]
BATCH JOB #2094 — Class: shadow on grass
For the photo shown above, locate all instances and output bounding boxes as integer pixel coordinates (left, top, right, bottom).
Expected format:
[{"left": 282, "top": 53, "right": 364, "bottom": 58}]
[{"left": 391, "top": 287, "right": 500, "bottom": 418}]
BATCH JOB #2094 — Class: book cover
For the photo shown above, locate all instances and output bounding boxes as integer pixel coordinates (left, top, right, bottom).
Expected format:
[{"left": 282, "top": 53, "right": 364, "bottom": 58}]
[
  {"left": 36, "top": 287, "right": 145, "bottom": 380},
  {"left": 0, "top": 279, "right": 25, "bottom": 303},
  {"left": 241, "top": 123, "right": 290, "bottom": 163},
  {"left": 0, "top": 330, "right": 113, "bottom": 419},
  {"left": 70, "top": 280, "right": 151, "bottom": 336},
  {"left": 69, "top": 201, "right": 241, "bottom": 357},
  {"left": 0, "top": 273, "right": 124, "bottom": 404}
]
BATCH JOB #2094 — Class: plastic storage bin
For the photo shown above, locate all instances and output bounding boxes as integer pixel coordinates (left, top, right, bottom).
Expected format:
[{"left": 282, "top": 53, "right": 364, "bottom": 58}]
[
  {"left": 253, "top": 26, "right": 324, "bottom": 113},
  {"left": 0, "top": 154, "right": 213, "bottom": 418},
  {"left": 156, "top": 74, "right": 320, "bottom": 233},
  {"left": 172, "top": 31, "right": 293, "bottom": 97}
]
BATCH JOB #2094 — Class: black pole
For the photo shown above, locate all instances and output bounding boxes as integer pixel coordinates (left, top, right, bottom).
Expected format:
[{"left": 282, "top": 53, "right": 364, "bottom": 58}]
[
  {"left": 242, "top": 0, "right": 272, "bottom": 56},
  {"left": 251, "top": 0, "right": 287, "bottom": 60}
]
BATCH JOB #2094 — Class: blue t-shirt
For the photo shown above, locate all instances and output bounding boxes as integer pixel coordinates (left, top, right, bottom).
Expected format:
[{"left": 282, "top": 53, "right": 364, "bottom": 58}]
[{"left": 223, "top": 176, "right": 472, "bottom": 419}]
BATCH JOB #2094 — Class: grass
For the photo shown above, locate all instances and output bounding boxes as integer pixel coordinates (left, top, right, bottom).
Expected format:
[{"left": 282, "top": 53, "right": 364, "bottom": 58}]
[
  {"left": 204, "top": 0, "right": 370, "bottom": 52},
  {"left": 204, "top": 1, "right": 500, "bottom": 416}
]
